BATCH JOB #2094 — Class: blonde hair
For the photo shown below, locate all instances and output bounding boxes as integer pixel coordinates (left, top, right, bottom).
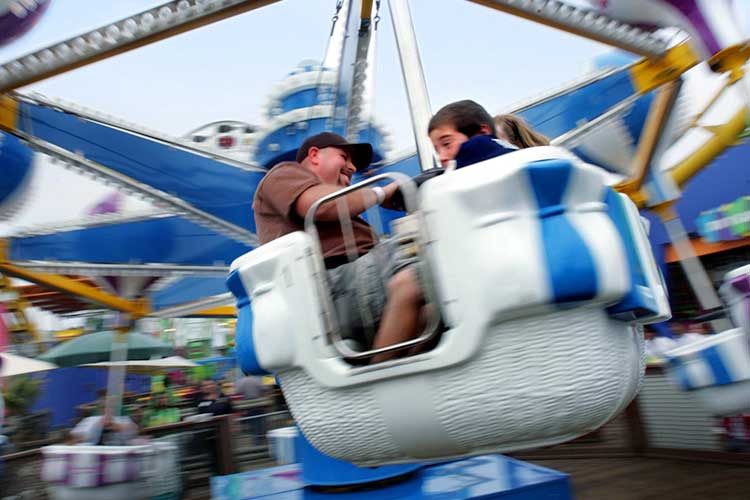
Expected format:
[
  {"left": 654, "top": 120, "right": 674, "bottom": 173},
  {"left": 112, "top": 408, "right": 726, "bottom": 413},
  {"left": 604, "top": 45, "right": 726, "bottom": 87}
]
[{"left": 494, "top": 114, "right": 549, "bottom": 149}]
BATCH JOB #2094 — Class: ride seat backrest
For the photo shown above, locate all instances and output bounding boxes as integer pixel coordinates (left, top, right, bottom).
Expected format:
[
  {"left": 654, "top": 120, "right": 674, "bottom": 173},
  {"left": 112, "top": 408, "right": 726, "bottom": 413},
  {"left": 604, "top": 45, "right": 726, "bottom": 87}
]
[
  {"left": 420, "top": 146, "right": 633, "bottom": 327},
  {"left": 229, "top": 231, "right": 323, "bottom": 374},
  {"left": 720, "top": 265, "right": 750, "bottom": 334},
  {"left": 604, "top": 190, "right": 671, "bottom": 323}
]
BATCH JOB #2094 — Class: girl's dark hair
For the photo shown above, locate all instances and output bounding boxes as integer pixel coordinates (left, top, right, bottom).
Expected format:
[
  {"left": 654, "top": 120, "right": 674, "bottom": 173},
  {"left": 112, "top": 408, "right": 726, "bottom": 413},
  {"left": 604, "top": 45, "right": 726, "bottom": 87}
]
[
  {"left": 428, "top": 100, "right": 496, "bottom": 138},
  {"left": 494, "top": 114, "right": 549, "bottom": 148}
]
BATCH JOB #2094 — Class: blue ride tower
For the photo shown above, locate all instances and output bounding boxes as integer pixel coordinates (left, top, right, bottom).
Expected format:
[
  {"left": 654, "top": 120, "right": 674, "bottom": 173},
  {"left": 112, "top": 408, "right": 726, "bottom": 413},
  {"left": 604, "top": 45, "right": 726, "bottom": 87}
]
[{"left": 251, "top": 61, "right": 390, "bottom": 170}]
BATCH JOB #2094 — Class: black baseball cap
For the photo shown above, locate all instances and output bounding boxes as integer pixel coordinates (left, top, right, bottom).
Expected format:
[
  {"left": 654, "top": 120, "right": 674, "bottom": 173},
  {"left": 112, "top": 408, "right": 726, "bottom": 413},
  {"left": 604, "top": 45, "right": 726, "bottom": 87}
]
[{"left": 295, "top": 132, "right": 373, "bottom": 171}]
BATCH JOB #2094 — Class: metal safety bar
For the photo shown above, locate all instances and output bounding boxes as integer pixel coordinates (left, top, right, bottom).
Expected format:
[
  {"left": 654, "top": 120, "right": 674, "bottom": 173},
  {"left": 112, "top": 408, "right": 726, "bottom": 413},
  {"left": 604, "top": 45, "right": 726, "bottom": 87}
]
[
  {"left": 7, "top": 261, "right": 230, "bottom": 277},
  {"left": 304, "top": 172, "right": 442, "bottom": 361}
]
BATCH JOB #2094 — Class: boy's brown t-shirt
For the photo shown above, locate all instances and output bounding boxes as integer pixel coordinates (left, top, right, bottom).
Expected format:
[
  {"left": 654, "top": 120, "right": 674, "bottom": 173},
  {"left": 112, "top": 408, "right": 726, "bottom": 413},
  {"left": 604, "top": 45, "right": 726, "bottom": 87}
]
[{"left": 252, "top": 162, "right": 376, "bottom": 259}]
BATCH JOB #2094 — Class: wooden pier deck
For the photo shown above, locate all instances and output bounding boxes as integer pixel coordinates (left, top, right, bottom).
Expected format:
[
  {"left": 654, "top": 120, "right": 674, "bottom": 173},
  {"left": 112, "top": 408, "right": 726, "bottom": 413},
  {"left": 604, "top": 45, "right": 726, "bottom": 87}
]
[{"left": 531, "top": 457, "right": 750, "bottom": 500}]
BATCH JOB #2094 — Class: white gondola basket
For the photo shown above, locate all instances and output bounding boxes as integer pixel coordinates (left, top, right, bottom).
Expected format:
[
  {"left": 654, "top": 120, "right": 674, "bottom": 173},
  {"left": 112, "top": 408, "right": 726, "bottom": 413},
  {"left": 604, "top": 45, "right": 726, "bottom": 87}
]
[
  {"left": 664, "top": 328, "right": 750, "bottom": 416},
  {"left": 231, "top": 147, "right": 670, "bottom": 465},
  {"left": 41, "top": 444, "right": 155, "bottom": 500}
]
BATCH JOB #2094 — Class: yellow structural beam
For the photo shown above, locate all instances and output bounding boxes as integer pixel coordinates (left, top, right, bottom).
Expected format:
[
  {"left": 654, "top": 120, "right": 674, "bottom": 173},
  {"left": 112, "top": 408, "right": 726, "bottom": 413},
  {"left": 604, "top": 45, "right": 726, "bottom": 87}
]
[
  {"left": 624, "top": 40, "right": 748, "bottom": 206},
  {"left": 707, "top": 42, "right": 750, "bottom": 75},
  {"left": 361, "top": 0, "right": 374, "bottom": 20},
  {"left": 629, "top": 42, "right": 700, "bottom": 94},
  {"left": 630, "top": 108, "right": 749, "bottom": 209},
  {"left": 670, "top": 107, "right": 750, "bottom": 188},
  {"left": 0, "top": 240, "right": 149, "bottom": 317},
  {"left": 191, "top": 305, "right": 237, "bottom": 318},
  {"left": 616, "top": 80, "right": 681, "bottom": 196},
  {"left": 0, "top": 95, "right": 18, "bottom": 132}
]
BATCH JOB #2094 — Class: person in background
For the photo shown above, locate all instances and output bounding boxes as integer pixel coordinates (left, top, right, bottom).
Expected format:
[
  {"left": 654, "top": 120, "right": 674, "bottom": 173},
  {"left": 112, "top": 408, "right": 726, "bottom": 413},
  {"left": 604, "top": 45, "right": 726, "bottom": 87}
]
[
  {"left": 672, "top": 321, "right": 707, "bottom": 347},
  {"left": 193, "top": 379, "right": 234, "bottom": 473},
  {"left": 70, "top": 404, "right": 138, "bottom": 445},
  {"left": 196, "top": 379, "right": 234, "bottom": 416},
  {"left": 235, "top": 375, "right": 268, "bottom": 445},
  {"left": 143, "top": 392, "right": 180, "bottom": 427},
  {"left": 494, "top": 114, "right": 550, "bottom": 149},
  {"left": 716, "top": 414, "right": 750, "bottom": 452},
  {"left": 235, "top": 375, "right": 266, "bottom": 401}
]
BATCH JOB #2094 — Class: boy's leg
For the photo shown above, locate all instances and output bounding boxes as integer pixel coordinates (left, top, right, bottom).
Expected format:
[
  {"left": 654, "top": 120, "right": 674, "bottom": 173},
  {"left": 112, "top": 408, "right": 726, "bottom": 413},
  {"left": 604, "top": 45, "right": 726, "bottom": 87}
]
[{"left": 371, "top": 267, "right": 423, "bottom": 364}]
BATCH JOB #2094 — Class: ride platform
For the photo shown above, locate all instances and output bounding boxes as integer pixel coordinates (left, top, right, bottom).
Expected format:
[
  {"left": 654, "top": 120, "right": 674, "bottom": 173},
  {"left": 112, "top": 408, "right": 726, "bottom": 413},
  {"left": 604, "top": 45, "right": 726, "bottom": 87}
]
[{"left": 210, "top": 454, "right": 571, "bottom": 500}]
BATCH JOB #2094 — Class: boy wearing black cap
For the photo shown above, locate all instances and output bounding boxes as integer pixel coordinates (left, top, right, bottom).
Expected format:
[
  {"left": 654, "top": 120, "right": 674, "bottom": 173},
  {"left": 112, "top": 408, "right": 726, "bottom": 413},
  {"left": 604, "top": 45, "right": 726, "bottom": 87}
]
[{"left": 253, "top": 132, "right": 423, "bottom": 363}]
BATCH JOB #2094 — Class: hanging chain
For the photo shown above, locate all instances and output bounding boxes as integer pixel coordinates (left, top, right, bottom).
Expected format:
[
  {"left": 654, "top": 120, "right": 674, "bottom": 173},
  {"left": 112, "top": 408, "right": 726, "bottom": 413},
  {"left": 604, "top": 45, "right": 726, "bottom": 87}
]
[
  {"left": 374, "top": 0, "right": 381, "bottom": 30},
  {"left": 330, "top": 0, "right": 344, "bottom": 35}
]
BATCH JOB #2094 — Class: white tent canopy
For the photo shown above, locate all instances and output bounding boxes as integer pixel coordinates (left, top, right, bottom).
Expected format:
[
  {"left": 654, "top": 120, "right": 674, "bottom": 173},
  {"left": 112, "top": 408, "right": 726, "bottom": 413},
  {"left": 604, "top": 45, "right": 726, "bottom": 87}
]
[
  {"left": 1, "top": 352, "right": 58, "bottom": 377},
  {"left": 79, "top": 356, "right": 198, "bottom": 374}
]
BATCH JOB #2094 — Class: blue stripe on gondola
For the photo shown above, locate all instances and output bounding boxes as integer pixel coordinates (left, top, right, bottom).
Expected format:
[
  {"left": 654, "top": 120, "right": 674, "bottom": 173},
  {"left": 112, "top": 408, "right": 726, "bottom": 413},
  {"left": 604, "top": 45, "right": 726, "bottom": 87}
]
[
  {"left": 666, "top": 356, "right": 694, "bottom": 391},
  {"left": 527, "top": 160, "right": 598, "bottom": 303},
  {"left": 226, "top": 270, "right": 268, "bottom": 375},
  {"left": 604, "top": 189, "right": 659, "bottom": 320},
  {"left": 702, "top": 345, "right": 734, "bottom": 386}
]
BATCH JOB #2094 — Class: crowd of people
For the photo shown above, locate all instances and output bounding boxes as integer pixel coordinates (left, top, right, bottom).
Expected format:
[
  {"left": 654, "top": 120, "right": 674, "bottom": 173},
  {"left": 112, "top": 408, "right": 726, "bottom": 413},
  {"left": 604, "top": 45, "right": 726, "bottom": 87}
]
[{"left": 68, "top": 374, "right": 270, "bottom": 447}]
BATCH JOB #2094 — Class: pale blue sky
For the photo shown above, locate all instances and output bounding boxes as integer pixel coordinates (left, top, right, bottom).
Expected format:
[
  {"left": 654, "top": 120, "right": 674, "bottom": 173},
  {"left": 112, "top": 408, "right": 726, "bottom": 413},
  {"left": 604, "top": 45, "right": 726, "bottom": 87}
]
[
  {"left": 0, "top": 0, "right": 620, "bottom": 148},
  {"left": 2, "top": 1, "right": 748, "bottom": 147},
  {"left": 0, "top": 0, "right": 748, "bottom": 231}
]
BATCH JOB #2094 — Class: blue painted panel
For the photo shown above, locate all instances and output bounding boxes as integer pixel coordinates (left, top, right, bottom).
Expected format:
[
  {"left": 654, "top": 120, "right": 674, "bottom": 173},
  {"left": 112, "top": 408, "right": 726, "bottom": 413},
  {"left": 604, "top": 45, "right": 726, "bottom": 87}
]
[
  {"left": 227, "top": 270, "right": 268, "bottom": 376},
  {"left": 645, "top": 143, "right": 750, "bottom": 245},
  {"left": 516, "top": 69, "right": 638, "bottom": 140},
  {"left": 295, "top": 429, "right": 423, "bottom": 487},
  {"left": 210, "top": 455, "right": 570, "bottom": 499},
  {"left": 151, "top": 277, "right": 230, "bottom": 310},
  {"left": 9, "top": 216, "right": 252, "bottom": 265},
  {"left": 279, "top": 87, "right": 333, "bottom": 113},
  {"left": 591, "top": 52, "right": 653, "bottom": 146},
  {"left": 30, "top": 367, "right": 149, "bottom": 428},
  {"left": 16, "top": 102, "right": 264, "bottom": 230},
  {"left": 0, "top": 132, "right": 34, "bottom": 208}
]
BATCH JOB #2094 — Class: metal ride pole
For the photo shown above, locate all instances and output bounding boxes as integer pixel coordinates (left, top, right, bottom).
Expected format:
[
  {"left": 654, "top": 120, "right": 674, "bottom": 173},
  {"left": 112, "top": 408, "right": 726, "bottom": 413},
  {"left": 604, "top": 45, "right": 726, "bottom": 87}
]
[
  {"left": 657, "top": 206, "right": 733, "bottom": 333},
  {"left": 388, "top": 0, "right": 440, "bottom": 172},
  {"left": 104, "top": 314, "right": 133, "bottom": 420}
]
